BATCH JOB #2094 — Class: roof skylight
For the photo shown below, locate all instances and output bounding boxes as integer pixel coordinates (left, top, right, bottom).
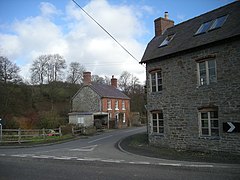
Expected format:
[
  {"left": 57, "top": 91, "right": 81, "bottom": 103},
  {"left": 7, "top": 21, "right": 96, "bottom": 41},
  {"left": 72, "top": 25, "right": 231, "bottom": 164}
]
[
  {"left": 159, "top": 34, "right": 175, "bottom": 47},
  {"left": 195, "top": 15, "right": 228, "bottom": 35},
  {"left": 209, "top": 15, "right": 228, "bottom": 30},
  {"left": 195, "top": 21, "right": 212, "bottom": 35}
]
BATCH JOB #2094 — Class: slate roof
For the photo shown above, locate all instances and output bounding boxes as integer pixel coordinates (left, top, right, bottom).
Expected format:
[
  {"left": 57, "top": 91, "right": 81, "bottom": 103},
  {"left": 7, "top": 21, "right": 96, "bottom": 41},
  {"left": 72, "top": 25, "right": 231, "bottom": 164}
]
[
  {"left": 89, "top": 83, "right": 130, "bottom": 99},
  {"left": 141, "top": 1, "right": 240, "bottom": 63}
]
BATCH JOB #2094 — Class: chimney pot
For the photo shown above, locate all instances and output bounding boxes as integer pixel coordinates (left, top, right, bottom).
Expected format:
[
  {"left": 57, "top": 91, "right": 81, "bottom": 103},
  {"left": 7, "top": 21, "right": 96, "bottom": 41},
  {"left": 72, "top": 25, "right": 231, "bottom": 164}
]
[
  {"left": 111, "top": 75, "right": 117, "bottom": 88},
  {"left": 154, "top": 12, "right": 174, "bottom": 36},
  {"left": 83, "top": 71, "right": 91, "bottom": 85},
  {"left": 164, "top": 12, "right": 169, "bottom": 19}
]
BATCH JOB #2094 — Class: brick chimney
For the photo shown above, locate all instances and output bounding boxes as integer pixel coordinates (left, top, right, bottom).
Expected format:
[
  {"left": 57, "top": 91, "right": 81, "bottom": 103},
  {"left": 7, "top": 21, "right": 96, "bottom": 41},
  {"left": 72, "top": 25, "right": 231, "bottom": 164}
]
[
  {"left": 154, "top": 12, "right": 174, "bottom": 36},
  {"left": 111, "top": 75, "right": 117, "bottom": 88},
  {"left": 83, "top": 72, "right": 91, "bottom": 85}
]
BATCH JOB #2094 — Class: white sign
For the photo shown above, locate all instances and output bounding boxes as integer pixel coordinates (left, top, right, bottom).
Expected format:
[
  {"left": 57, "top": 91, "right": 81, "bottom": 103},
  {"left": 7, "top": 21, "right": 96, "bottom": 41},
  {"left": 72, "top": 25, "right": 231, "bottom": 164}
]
[{"left": 227, "top": 122, "right": 235, "bottom": 133}]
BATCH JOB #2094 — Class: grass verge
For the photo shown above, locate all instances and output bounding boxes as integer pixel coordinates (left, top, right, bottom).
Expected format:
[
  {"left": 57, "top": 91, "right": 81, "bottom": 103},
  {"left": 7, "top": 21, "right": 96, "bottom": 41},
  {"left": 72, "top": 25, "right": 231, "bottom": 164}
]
[{"left": 120, "top": 133, "right": 240, "bottom": 164}]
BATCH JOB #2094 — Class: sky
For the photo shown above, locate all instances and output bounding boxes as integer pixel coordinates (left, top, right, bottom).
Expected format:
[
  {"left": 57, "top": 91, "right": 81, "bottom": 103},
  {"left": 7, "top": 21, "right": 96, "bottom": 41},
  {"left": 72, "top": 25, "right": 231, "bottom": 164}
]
[{"left": 0, "top": 0, "right": 235, "bottom": 84}]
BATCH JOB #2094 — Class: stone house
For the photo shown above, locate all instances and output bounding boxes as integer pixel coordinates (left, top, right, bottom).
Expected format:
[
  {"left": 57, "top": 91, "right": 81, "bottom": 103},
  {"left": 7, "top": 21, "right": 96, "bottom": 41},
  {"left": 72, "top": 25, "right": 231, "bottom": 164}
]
[
  {"left": 69, "top": 72, "right": 130, "bottom": 128},
  {"left": 140, "top": 2, "right": 240, "bottom": 154}
]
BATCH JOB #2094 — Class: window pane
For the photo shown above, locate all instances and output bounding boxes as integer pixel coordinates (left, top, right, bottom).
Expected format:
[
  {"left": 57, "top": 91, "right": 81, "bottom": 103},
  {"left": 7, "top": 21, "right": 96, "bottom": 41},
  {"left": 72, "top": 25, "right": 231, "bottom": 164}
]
[
  {"left": 159, "top": 127, "right": 164, "bottom": 133},
  {"left": 153, "top": 120, "right": 157, "bottom": 126},
  {"left": 201, "top": 112, "right": 208, "bottom": 119},
  {"left": 199, "top": 62, "right": 206, "bottom": 85},
  {"left": 208, "top": 60, "right": 215, "bottom": 68},
  {"left": 210, "top": 111, "right": 218, "bottom": 118},
  {"left": 158, "top": 78, "right": 162, "bottom": 85},
  {"left": 158, "top": 113, "right": 163, "bottom": 119},
  {"left": 158, "top": 85, "right": 162, "bottom": 91},
  {"left": 210, "top": 15, "right": 228, "bottom": 30},
  {"left": 211, "top": 120, "right": 219, "bottom": 128},
  {"left": 153, "top": 127, "right": 157, "bottom": 133},
  {"left": 159, "top": 34, "right": 174, "bottom": 47},
  {"left": 201, "top": 120, "right": 209, "bottom": 127},
  {"left": 211, "top": 129, "right": 219, "bottom": 136},
  {"left": 152, "top": 113, "right": 157, "bottom": 120},
  {"left": 195, "top": 21, "right": 212, "bottom": 34},
  {"left": 159, "top": 120, "right": 164, "bottom": 126},
  {"left": 202, "top": 128, "right": 209, "bottom": 135}
]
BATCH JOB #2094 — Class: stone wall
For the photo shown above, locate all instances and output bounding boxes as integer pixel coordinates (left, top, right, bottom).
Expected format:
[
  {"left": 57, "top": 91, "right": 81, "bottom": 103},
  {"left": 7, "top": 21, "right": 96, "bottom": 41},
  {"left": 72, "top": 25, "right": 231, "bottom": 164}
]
[
  {"left": 72, "top": 86, "right": 101, "bottom": 112},
  {"left": 146, "top": 39, "right": 240, "bottom": 154}
]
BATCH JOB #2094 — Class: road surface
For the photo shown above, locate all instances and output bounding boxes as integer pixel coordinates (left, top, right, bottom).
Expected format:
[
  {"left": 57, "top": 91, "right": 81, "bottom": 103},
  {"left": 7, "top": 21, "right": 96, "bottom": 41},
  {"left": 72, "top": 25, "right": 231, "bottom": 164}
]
[{"left": 0, "top": 127, "right": 239, "bottom": 179}]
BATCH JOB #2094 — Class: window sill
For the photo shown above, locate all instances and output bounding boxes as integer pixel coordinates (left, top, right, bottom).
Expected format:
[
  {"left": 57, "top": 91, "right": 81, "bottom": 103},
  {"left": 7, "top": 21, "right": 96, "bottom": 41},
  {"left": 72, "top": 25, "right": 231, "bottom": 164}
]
[
  {"left": 199, "top": 136, "right": 220, "bottom": 140},
  {"left": 151, "top": 132, "right": 164, "bottom": 136},
  {"left": 196, "top": 82, "right": 217, "bottom": 89}
]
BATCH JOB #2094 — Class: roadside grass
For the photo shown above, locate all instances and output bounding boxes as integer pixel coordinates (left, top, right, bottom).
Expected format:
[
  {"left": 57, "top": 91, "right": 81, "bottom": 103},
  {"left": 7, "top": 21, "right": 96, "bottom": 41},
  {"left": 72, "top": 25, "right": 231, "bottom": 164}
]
[
  {"left": 0, "top": 134, "right": 74, "bottom": 146},
  {"left": 121, "top": 133, "right": 240, "bottom": 164}
]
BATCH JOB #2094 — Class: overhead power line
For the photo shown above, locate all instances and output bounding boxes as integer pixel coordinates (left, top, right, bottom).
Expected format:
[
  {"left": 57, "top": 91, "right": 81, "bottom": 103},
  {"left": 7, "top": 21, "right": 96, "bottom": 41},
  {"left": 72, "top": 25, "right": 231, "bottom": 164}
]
[{"left": 72, "top": 0, "right": 144, "bottom": 67}]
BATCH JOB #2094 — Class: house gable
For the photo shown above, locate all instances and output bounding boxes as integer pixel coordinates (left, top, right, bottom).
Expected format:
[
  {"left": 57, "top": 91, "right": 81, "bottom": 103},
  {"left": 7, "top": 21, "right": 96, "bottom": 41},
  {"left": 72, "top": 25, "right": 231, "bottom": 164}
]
[{"left": 72, "top": 85, "right": 101, "bottom": 112}]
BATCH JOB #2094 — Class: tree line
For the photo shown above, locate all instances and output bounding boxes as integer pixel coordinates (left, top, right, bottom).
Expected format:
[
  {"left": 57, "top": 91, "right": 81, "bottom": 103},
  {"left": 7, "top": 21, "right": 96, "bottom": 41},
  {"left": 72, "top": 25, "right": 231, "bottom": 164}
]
[{"left": 0, "top": 54, "right": 146, "bottom": 129}]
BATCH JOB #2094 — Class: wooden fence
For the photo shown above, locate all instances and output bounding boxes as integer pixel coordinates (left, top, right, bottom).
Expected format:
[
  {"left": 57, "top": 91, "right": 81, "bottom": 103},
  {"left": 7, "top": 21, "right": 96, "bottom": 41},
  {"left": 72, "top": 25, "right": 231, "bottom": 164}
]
[{"left": 0, "top": 128, "right": 62, "bottom": 144}]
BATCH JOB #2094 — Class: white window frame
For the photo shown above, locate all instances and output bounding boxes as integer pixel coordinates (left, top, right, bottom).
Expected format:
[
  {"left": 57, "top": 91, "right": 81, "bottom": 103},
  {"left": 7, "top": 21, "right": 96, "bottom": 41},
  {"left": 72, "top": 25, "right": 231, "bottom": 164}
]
[
  {"left": 122, "top": 100, "right": 126, "bottom": 110},
  {"left": 115, "top": 100, "right": 119, "bottom": 110},
  {"left": 123, "top": 113, "right": 126, "bottom": 123},
  {"left": 107, "top": 99, "right": 112, "bottom": 110},
  {"left": 151, "top": 112, "right": 164, "bottom": 134},
  {"left": 197, "top": 60, "right": 217, "bottom": 86},
  {"left": 149, "top": 71, "right": 162, "bottom": 92},
  {"left": 199, "top": 111, "right": 219, "bottom": 137}
]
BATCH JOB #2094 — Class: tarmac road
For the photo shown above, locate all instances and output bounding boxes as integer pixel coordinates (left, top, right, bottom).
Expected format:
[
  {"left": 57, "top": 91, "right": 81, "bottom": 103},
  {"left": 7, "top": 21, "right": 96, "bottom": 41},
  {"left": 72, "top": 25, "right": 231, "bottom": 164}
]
[{"left": 0, "top": 126, "right": 240, "bottom": 180}]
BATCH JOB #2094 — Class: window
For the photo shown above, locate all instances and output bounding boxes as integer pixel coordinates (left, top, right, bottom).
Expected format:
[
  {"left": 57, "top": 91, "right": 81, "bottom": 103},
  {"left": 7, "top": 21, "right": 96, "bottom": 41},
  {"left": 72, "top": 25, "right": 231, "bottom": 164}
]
[
  {"left": 115, "top": 100, "right": 119, "bottom": 110},
  {"left": 122, "top": 100, "right": 126, "bottom": 110},
  {"left": 159, "top": 34, "right": 175, "bottom": 47},
  {"left": 150, "top": 71, "right": 162, "bottom": 92},
  {"left": 195, "top": 21, "right": 212, "bottom": 35},
  {"left": 151, "top": 112, "right": 164, "bottom": 134},
  {"left": 209, "top": 15, "right": 228, "bottom": 30},
  {"left": 198, "top": 60, "right": 217, "bottom": 86},
  {"left": 123, "top": 113, "right": 126, "bottom": 123},
  {"left": 107, "top": 100, "right": 112, "bottom": 110},
  {"left": 195, "top": 15, "right": 228, "bottom": 35},
  {"left": 199, "top": 110, "right": 219, "bottom": 137}
]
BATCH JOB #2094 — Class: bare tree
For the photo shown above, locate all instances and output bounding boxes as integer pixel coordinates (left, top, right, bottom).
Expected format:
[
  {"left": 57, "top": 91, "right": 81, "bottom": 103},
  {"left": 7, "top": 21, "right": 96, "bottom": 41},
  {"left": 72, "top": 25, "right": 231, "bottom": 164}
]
[
  {"left": 0, "top": 56, "right": 21, "bottom": 84},
  {"left": 119, "top": 71, "right": 141, "bottom": 94},
  {"left": 66, "top": 62, "right": 86, "bottom": 84},
  {"left": 30, "top": 54, "right": 66, "bottom": 84},
  {"left": 119, "top": 71, "right": 132, "bottom": 93},
  {"left": 46, "top": 54, "right": 66, "bottom": 82},
  {"left": 30, "top": 55, "right": 48, "bottom": 84}
]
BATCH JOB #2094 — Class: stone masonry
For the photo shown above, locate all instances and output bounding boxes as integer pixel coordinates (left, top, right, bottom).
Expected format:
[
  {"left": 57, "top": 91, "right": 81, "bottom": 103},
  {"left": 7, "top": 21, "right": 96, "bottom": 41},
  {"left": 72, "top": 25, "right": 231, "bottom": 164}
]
[{"left": 146, "top": 39, "right": 240, "bottom": 154}]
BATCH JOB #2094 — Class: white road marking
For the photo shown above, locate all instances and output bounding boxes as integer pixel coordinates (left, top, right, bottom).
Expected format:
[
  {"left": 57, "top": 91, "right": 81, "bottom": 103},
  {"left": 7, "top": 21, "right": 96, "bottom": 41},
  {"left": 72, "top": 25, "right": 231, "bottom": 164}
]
[
  {"left": 31, "top": 155, "right": 55, "bottom": 159},
  {"left": 53, "top": 156, "right": 75, "bottom": 160},
  {"left": 77, "top": 157, "right": 101, "bottom": 161},
  {"left": 100, "top": 159, "right": 124, "bottom": 163},
  {"left": 158, "top": 163, "right": 182, "bottom": 167},
  {"left": 88, "top": 135, "right": 113, "bottom": 143},
  {"left": 185, "top": 164, "right": 214, "bottom": 168},
  {"left": 0, "top": 154, "right": 6, "bottom": 156},
  {"left": 11, "top": 154, "right": 34, "bottom": 157},
  {"left": 70, "top": 145, "right": 98, "bottom": 152},
  {"left": 129, "top": 161, "right": 151, "bottom": 165}
]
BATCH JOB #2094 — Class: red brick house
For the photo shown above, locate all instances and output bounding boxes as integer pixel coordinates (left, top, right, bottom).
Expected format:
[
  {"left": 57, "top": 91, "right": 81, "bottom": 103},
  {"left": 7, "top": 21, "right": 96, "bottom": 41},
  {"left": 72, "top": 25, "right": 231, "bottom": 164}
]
[{"left": 69, "top": 72, "right": 130, "bottom": 128}]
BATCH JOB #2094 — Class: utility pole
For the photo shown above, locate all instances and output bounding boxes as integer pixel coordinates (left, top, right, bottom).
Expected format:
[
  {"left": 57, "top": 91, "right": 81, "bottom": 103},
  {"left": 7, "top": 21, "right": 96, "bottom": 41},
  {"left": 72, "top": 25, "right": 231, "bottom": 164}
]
[{"left": 0, "top": 118, "right": 2, "bottom": 142}]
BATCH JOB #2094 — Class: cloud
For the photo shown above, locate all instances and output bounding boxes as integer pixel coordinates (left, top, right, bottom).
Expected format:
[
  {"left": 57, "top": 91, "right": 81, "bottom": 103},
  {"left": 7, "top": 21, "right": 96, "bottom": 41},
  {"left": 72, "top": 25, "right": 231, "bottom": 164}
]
[
  {"left": 40, "top": 2, "right": 61, "bottom": 18},
  {"left": 0, "top": 0, "right": 148, "bottom": 83}
]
